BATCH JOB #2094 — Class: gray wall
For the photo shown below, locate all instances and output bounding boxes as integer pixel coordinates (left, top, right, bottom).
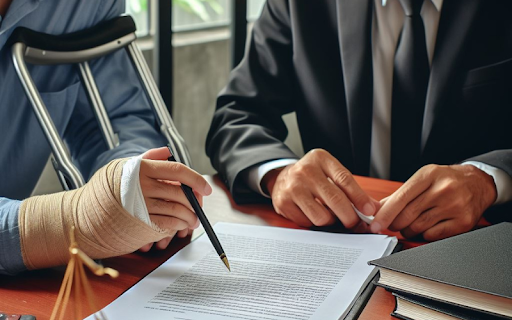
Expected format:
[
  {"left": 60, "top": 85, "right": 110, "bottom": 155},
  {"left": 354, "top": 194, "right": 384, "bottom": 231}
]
[
  {"left": 172, "top": 35, "right": 304, "bottom": 175},
  {"left": 172, "top": 38, "right": 229, "bottom": 174}
]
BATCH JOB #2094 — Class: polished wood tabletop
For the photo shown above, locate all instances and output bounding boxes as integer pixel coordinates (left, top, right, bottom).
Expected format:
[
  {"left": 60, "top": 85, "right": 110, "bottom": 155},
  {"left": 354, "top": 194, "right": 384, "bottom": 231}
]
[{"left": 0, "top": 175, "right": 415, "bottom": 320}]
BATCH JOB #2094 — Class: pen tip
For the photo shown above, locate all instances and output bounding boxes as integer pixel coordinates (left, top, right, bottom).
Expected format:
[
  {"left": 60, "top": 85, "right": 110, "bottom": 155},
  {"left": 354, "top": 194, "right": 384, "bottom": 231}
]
[{"left": 222, "top": 256, "right": 231, "bottom": 272}]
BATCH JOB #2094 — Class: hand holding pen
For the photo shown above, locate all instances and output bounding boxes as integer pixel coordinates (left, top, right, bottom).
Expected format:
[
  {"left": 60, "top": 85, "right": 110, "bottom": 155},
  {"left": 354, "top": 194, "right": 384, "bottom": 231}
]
[
  {"left": 166, "top": 145, "right": 231, "bottom": 271},
  {"left": 136, "top": 147, "right": 213, "bottom": 252}
]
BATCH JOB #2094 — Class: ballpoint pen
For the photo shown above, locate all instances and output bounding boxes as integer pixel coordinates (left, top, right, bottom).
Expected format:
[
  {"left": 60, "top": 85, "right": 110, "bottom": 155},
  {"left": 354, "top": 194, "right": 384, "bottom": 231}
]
[{"left": 166, "top": 144, "right": 230, "bottom": 271}]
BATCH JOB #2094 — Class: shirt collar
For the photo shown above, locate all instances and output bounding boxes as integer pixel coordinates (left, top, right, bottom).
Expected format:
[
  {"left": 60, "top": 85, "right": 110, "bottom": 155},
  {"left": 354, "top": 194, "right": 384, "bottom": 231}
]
[
  {"left": 0, "top": 0, "right": 41, "bottom": 35},
  {"left": 381, "top": 0, "right": 443, "bottom": 11},
  {"left": 0, "top": 0, "right": 43, "bottom": 50}
]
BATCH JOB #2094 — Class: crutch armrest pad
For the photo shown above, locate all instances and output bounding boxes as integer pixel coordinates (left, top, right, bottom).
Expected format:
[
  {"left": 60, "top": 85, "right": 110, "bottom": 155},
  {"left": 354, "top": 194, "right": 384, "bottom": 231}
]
[{"left": 7, "top": 15, "right": 136, "bottom": 52}]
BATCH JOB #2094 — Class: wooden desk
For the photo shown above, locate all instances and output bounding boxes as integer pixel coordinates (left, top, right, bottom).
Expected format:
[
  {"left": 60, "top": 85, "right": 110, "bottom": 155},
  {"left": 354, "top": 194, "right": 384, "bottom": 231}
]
[{"left": 0, "top": 175, "right": 409, "bottom": 320}]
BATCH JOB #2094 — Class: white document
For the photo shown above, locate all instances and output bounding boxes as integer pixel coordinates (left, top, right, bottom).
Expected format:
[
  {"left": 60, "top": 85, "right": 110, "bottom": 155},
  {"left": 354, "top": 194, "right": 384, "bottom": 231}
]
[{"left": 86, "top": 223, "right": 397, "bottom": 320}]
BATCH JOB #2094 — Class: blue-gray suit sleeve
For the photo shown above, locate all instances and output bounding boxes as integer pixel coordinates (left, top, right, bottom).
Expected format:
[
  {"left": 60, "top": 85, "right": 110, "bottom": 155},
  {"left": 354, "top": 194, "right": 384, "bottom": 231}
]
[
  {"left": 65, "top": 0, "right": 167, "bottom": 179},
  {"left": 0, "top": 197, "right": 26, "bottom": 275}
]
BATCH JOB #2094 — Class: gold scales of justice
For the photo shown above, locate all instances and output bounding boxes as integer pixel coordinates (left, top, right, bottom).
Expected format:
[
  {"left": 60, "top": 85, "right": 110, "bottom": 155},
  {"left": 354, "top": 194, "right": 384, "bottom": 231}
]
[{"left": 50, "top": 226, "right": 119, "bottom": 320}]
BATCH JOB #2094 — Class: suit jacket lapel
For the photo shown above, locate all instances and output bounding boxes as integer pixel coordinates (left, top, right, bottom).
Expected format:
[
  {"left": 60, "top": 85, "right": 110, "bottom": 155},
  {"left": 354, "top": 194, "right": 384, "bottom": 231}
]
[
  {"left": 421, "top": 0, "right": 480, "bottom": 151},
  {"left": 337, "top": 0, "right": 374, "bottom": 176}
]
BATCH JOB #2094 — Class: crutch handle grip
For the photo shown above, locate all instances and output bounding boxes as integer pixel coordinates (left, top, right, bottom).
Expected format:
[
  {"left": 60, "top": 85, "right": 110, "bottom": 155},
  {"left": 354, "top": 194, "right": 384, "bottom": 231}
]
[{"left": 7, "top": 16, "right": 136, "bottom": 52}]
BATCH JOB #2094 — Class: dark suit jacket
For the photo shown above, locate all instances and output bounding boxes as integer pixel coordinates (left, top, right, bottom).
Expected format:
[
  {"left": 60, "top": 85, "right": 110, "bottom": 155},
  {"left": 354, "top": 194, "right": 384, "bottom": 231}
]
[{"left": 206, "top": 0, "right": 512, "bottom": 221}]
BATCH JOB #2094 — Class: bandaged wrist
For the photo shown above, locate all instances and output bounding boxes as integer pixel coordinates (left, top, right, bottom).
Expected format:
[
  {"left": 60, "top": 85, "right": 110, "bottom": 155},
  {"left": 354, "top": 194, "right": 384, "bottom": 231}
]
[{"left": 18, "top": 159, "right": 172, "bottom": 270}]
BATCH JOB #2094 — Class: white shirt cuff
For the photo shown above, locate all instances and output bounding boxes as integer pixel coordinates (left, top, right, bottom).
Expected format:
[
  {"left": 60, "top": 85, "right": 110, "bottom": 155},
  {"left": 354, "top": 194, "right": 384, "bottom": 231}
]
[
  {"left": 120, "top": 155, "right": 152, "bottom": 225},
  {"left": 243, "top": 159, "right": 299, "bottom": 198},
  {"left": 462, "top": 161, "right": 512, "bottom": 205}
]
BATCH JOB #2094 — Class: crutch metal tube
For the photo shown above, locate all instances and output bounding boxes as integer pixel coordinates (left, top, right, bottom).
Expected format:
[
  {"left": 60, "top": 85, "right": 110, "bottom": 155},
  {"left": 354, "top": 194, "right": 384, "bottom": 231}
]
[
  {"left": 10, "top": 15, "right": 193, "bottom": 192},
  {"left": 21, "top": 34, "right": 136, "bottom": 152},
  {"left": 10, "top": 32, "right": 137, "bottom": 190},
  {"left": 78, "top": 61, "right": 119, "bottom": 150},
  {"left": 127, "top": 42, "right": 193, "bottom": 167},
  {"left": 12, "top": 42, "right": 86, "bottom": 190}
]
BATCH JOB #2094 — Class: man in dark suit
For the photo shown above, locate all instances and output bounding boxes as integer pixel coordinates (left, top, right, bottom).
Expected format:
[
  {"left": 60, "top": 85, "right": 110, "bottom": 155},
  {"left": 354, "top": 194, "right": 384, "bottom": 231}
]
[{"left": 206, "top": 0, "right": 512, "bottom": 240}]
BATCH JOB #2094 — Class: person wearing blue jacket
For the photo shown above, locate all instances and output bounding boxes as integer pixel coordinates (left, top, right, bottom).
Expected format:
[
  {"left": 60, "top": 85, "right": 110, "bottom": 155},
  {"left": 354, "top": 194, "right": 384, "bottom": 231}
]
[{"left": 0, "top": 0, "right": 210, "bottom": 275}]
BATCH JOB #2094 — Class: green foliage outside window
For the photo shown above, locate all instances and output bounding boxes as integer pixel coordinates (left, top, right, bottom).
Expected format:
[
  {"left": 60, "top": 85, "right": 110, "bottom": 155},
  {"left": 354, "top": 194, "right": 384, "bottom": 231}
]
[
  {"left": 127, "top": 0, "right": 224, "bottom": 21},
  {"left": 127, "top": 0, "right": 147, "bottom": 14},
  {"left": 174, "top": 0, "right": 224, "bottom": 21}
]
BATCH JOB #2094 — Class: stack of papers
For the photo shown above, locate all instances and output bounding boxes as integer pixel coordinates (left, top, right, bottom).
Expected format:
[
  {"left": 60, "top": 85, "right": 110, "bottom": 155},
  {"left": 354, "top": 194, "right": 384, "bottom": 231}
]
[{"left": 86, "top": 223, "right": 397, "bottom": 320}]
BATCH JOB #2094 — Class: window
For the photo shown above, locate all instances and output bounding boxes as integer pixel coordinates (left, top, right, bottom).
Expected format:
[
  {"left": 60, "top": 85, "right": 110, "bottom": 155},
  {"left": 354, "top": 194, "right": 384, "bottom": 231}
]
[
  {"left": 125, "top": 0, "right": 150, "bottom": 37},
  {"left": 247, "top": 0, "right": 266, "bottom": 22},
  {"left": 173, "top": 0, "right": 266, "bottom": 32},
  {"left": 123, "top": 0, "right": 272, "bottom": 174},
  {"left": 126, "top": 0, "right": 266, "bottom": 34}
]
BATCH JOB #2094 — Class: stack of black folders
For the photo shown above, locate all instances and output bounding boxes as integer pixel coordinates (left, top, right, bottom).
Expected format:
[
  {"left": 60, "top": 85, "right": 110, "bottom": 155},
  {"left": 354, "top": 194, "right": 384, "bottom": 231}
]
[{"left": 369, "top": 222, "right": 512, "bottom": 320}]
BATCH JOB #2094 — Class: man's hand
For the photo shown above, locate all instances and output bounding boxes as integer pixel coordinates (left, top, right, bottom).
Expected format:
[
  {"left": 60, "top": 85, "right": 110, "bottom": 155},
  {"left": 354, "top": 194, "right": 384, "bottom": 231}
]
[
  {"left": 138, "top": 147, "right": 212, "bottom": 251},
  {"left": 264, "top": 149, "right": 379, "bottom": 228},
  {"left": 372, "top": 164, "right": 497, "bottom": 240}
]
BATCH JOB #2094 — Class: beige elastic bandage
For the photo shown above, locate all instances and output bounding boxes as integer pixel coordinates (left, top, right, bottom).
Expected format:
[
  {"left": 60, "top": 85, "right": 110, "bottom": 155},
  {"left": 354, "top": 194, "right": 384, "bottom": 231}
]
[{"left": 19, "top": 159, "right": 172, "bottom": 270}]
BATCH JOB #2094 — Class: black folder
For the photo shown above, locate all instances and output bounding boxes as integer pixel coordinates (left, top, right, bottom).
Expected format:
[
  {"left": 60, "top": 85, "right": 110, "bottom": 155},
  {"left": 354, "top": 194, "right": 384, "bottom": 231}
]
[{"left": 369, "top": 223, "right": 512, "bottom": 319}]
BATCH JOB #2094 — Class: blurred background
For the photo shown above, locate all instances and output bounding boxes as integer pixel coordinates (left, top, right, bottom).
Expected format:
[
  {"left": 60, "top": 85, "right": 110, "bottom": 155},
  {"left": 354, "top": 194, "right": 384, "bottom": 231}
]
[
  {"left": 126, "top": 0, "right": 303, "bottom": 174},
  {"left": 34, "top": 0, "right": 303, "bottom": 195}
]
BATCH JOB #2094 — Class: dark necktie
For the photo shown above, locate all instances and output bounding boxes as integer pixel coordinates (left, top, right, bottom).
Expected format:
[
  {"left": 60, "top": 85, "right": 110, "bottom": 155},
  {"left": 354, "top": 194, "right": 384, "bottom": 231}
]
[{"left": 390, "top": 0, "right": 429, "bottom": 182}]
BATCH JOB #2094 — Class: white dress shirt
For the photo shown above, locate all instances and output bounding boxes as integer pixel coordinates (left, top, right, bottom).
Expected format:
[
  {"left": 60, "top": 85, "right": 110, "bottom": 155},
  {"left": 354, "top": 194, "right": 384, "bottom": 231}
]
[{"left": 245, "top": 0, "right": 512, "bottom": 204}]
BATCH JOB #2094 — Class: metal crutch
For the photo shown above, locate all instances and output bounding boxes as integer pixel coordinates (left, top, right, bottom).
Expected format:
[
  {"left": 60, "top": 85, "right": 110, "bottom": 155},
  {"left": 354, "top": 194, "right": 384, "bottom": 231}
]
[{"left": 9, "top": 16, "right": 192, "bottom": 191}]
